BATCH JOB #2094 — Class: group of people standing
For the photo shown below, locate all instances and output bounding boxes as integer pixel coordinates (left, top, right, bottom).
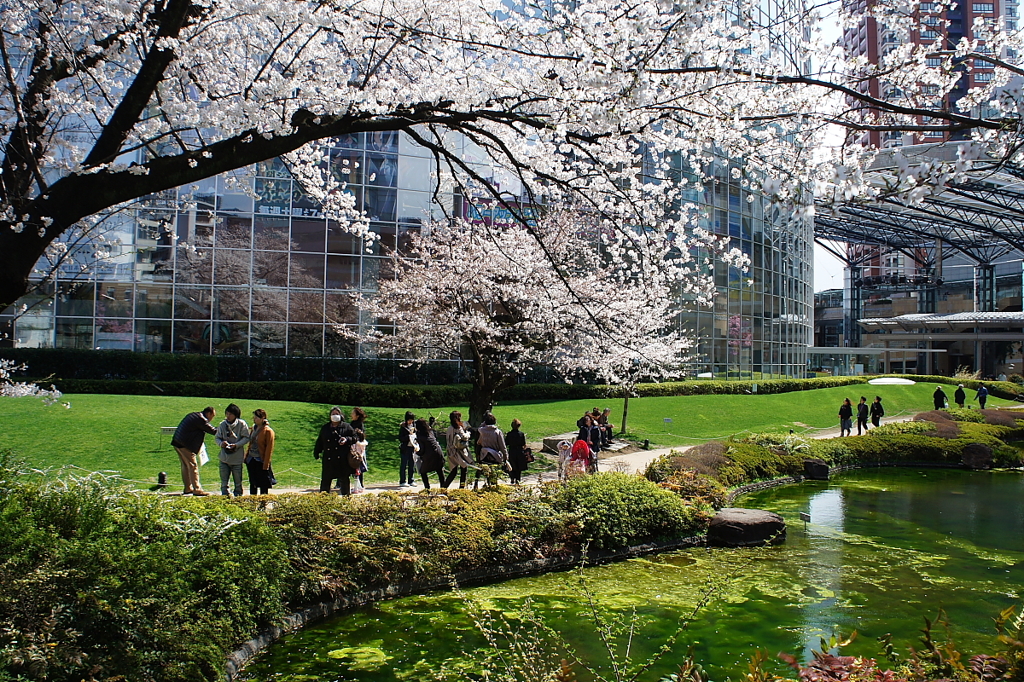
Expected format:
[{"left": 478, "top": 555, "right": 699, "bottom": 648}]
[
  {"left": 170, "top": 404, "right": 276, "bottom": 496},
  {"left": 398, "top": 410, "right": 532, "bottom": 489},
  {"left": 837, "top": 396, "right": 885, "bottom": 437}
]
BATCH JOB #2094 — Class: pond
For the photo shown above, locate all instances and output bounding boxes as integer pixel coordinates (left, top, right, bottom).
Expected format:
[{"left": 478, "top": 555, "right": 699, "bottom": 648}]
[{"left": 239, "top": 469, "right": 1024, "bottom": 682}]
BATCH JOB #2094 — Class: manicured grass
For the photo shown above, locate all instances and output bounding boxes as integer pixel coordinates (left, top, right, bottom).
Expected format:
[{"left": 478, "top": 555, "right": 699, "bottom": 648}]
[{"left": 0, "top": 383, "right": 1013, "bottom": 489}]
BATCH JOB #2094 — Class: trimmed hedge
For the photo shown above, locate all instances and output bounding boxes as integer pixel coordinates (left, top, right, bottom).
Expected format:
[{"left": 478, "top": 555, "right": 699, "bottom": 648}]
[
  {"left": 43, "top": 375, "right": 872, "bottom": 408},
  {"left": 881, "top": 373, "right": 1024, "bottom": 402}
]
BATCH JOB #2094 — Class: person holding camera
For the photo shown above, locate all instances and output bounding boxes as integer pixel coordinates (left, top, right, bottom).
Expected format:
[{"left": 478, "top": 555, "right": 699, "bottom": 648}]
[
  {"left": 314, "top": 406, "right": 357, "bottom": 495},
  {"left": 215, "top": 403, "right": 251, "bottom": 497}
]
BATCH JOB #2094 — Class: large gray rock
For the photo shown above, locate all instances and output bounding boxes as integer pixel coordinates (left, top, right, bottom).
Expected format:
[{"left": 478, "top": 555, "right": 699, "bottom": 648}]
[
  {"left": 708, "top": 508, "right": 786, "bottom": 547},
  {"left": 961, "top": 443, "right": 993, "bottom": 470},
  {"left": 803, "top": 458, "right": 830, "bottom": 480}
]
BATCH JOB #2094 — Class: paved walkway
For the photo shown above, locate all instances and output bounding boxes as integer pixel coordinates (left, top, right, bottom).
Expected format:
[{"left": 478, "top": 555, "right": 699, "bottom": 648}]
[{"left": 171, "top": 405, "right": 1023, "bottom": 496}]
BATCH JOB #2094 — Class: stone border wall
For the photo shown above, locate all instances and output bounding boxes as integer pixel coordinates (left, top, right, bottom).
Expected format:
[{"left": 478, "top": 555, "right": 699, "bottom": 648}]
[{"left": 226, "top": 534, "right": 706, "bottom": 679}]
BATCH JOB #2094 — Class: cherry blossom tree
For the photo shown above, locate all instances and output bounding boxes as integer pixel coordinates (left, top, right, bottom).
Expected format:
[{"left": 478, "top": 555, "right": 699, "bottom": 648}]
[
  {"left": 2, "top": 0, "right": 1022, "bottom": 309},
  {"left": 347, "top": 211, "right": 745, "bottom": 425},
  {"left": 0, "top": 358, "right": 65, "bottom": 405}
]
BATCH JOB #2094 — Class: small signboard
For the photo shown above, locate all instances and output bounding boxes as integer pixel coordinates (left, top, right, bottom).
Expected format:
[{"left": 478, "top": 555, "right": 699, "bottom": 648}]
[{"left": 663, "top": 418, "right": 673, "bottom": 423}]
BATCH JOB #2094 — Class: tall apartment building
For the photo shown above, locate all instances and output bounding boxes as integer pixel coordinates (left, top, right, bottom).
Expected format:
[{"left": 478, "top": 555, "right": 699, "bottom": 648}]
[{"left": 844, "top": 0, "right": 1018, "bottom": 148}]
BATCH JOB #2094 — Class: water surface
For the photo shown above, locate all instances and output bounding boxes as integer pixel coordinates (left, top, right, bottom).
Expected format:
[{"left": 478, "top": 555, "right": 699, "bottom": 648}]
[{"left": 241, "top": 469, "right": 1024, "bottom": 681}]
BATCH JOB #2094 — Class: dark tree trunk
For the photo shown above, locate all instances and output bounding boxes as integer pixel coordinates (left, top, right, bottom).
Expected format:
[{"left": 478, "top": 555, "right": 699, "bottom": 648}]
[{"left": 467, "top": 358, "right": 517, "bottom": 428}]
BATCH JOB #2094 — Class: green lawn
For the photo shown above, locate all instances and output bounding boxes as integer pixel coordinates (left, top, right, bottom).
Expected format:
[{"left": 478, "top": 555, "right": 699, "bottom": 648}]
[{"left": 0, "top": 383, "right": 1013, "bottom": 489}]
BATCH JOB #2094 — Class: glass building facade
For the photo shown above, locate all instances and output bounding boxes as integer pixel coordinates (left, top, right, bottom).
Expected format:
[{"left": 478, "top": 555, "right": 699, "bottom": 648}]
[{"left": 2, "top": 133, "right": 813, "bottom": 378}]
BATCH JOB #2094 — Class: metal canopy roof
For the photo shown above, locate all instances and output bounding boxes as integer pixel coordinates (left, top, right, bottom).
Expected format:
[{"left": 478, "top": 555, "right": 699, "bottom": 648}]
[
  {"left": 858, "top": 311, "right": 1024, "bottom": 332},
  {"left": 814, "top": 143, "right": 1024, "bottom": 264}
]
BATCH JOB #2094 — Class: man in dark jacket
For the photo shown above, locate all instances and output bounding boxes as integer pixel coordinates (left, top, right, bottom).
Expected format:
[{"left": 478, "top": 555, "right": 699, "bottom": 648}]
[
  {"left": 314, "top": 406, "right": 357, "bottom": 495},
  {"left": 856, "top": 396, "right": 870, "bottom": 435},
  {"left": 933, "top": 386, "right": 948, "bottom": 410},
  {"left": 869, "top": 396, "right": 885, "bottom": 427},
  {"left": 171, "top": 406, "right": 216, "bottom": 496},
  {"left": 954, "top": 384, "right": 967, "bottom": 408}
]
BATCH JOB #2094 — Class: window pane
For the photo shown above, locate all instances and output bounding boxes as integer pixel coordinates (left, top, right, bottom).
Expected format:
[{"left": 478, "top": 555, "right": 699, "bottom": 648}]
[
  {"left": 214, "top": 288, "right": 250, "bottom": 321},
  {"left": 56, "top": 282, "right": 95, "bottom": 317},
  {"left": 255, "top": 178, "right": 292, "bottom": 215},
  {"left": 251, "top": 287, "right": 289, "bottom": 322},
  {"left": 55, "top": 317, "right": 93, "bottom": 349},
  {"left": 175, "top": 247, "right": 212, "bottom": 284},
  {"left": 250, "top": 323, "right": 286, "bottom": 355},
  {"left": 290, "top": 290, "right": 324, "bottom": 323},
  {"left": 366, "top": 130, "right": 399, "bottom": 153},
  {"left": 289, "top": 324, "right": 323, "bottom": 356},
  {"left": 327, "top": 255, "right": 360, "bottom": 289},
  {"left": 366, "top": 153, "right": 398, "bottom": 187},
  {"left": 290, "top": 253, "right": 325, "bottom": 288},
  {"left": 213, "top": 249, "right": 252, "bottom": 285},
  {"left": 364, "top": 187, "right": 396, "bottom": 222},
  {"left": 331, "top": 148, "right": 363, "bottom": 185},
  {"left": 217, "top": 214, "right": 252, "bottom": 249},
  {"left": 325, "top": 293, "right": 359, "bottom": 325},
  {"left": 174, "top": 287, "right": 212, "bottom": 319},
  {"left": 211, "top": 322, "right": 249, "bottom": 354},
  {"left": 253, "top": 216, "right": 290, "bottom": 251},
  {"left": 292, "top": 218, "right": 326, "bottom": 252},
  {"left": 173, "top": 320, "right": 211, "bottom": 353},
  {"left": 252, "top": 250, "right": 290, "bottom": 287},
  {"left": 96, "top": 283, "right": 133, "bottom": 318},
  {"left": 328, "top": 222, "right": 363, "bottom": 254},
  {"left": 135, "top": 320, "right": 172, "bottom": 353}
]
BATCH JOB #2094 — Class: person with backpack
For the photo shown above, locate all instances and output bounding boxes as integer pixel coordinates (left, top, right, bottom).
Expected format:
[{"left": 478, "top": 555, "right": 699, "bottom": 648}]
[
  {"left": 869, "top": 396, "right": 885, "bottom": 428},
  {"left": 314, "top": 406, "right": 357, "bottom": 495}
]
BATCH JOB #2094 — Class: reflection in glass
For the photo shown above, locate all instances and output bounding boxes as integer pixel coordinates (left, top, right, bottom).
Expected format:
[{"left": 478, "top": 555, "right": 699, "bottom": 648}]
[
  {"left": 253, "top": 216, "right": 290, "bottom": 251},
  {"left": 289, "top": 290, "right": 324, "bottom": 323},
  {"left": 250, "top": 323, "right": 286, "bottom": 355},
  {"left": 292, "top": 218, "right": 327, "bottom": 252},
  {"left": 366, "top": 130, "right": 399, "bottom": 153},
  {"left": 289, "top": 324, "right": 324, "bottom": 356},
  {"left": 214, "top": 288, "right": 250, "bottom": 321},
  {"left": 211, "top": 322, "right": 249, "bottom": 354},
  {"left": 56, "top": 282, "right": 95, "bottom": 317},
  {"left": 325, "top": 293, "right": 359, "bottom": 325},
  {"left": 216, "top": 214, "right": 253, "bottom": 249},
  {"left": 327, "top": 222, "right": 362, "bottom": 254},
  {"left": 255, "top": 178, "right": 293, "bottom": 215},
  {"left": 327, "top": 255, "right": 360, "bottom": 289},
  {"left": 173, "top": 320, "right": 211, "bottom": 353},
  {"left": 331, "top": 148, "right": 363, "bottom": 185},
  {"left": 325, "top": 326, "right": 358, "bottom": 357},
  {"left": 251, "top": 287, "right": 289, "bottom": 321},
  {"left": 96, "top": 283, "right": 133, "bottom": 318},
  {"left": 214, "top": 249, "right": 253, "bottom": 285},
  {"left": 366, "top": 153, "right": 398, "bottom": 187},
  {"left": 174, "top": 287, "right": 212, "bottom": 319},
  {"left": 364, "top": 187, "right": 396, "bottom": 222},
  {"left": 55, "top": 317, "right": 93, "bottom": 349},
  {"left": 289, "top": 253, "right": 325, "bottom": 288},
  {"left": 174, "top": 246, "right": 213, "bottom": 284},
  {"left": 135, "top": 319, "right": 171, "bottom": 352}
]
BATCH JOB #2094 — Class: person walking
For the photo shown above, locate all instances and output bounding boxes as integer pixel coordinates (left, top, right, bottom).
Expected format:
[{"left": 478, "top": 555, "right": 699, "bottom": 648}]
[
  {"left": 954, "top": 384, "right": 967, "bottom": 409},
  {"left": 170, "top": 406, "right": 216, "bottom": 496},
  {"left": 398, "top": 411, "right": 416, "bottom": 487},
  {"left": 506, "top": 419, "right": 528, "bottom": 484},
  {"left": 869, "top": 396, "right": 885, "bottom": 428},
  {"left": 976, "top": 383, "right": 989, "bottom": 409},
  {"left": 856, "top": 396, "right": 869, "bottom": 435},
  {"left": 314, "top": 406, "right": 357, "bottom": 495},
  {"left": 215, "top": 403, "right": 250, "bottom": 497},
  {"left": 933, "top": 385, "right": 948, "bottom": 410},
  {"left": 838, "top": 398, "right": 853, "bottom": 437},
  {"left": 349, "top": 407, "right": 368, "bottom": 490},
  {"left": 245, "top": 408, "right": 275, "bottom": 496},
  {"left": 445, "top": 410, "right": 475, "bottom": 489},
  {"left": 415, "top": 418, "right": 451, "bottom": 489}
]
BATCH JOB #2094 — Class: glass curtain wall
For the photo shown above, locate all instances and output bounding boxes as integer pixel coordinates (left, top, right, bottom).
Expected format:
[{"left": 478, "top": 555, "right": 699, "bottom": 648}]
[{"left": 3, "top": 135, "right": 812, "bottom": 378}]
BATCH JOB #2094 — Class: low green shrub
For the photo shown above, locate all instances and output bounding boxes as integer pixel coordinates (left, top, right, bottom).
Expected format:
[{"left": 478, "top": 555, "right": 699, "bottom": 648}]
[
  {"left": 723, "top": 441, "right": 805, "bottom": 483},
  {"left": 660, "top": 470, "right": 728, "bottom": 509},
  {"left": 869, "top": 420, "right": 937, "bottom": 436},
  {"left": 544, "top": 473, "right": 708, "bottom": 549},
  {"left": 944, "top": 407, "right": 985, "bottom": 423},
  {"left": 0, "top": 454, "right": 289, "bottom": 682}
]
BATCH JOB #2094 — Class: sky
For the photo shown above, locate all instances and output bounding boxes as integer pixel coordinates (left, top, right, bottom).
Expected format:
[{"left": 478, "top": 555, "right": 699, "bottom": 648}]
[{"left": 814, "top": 242, "right": 846, "bottom": 292}]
